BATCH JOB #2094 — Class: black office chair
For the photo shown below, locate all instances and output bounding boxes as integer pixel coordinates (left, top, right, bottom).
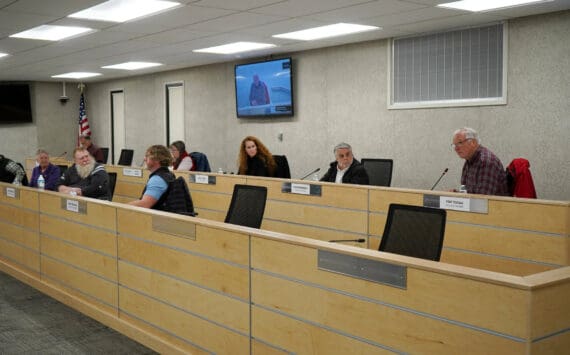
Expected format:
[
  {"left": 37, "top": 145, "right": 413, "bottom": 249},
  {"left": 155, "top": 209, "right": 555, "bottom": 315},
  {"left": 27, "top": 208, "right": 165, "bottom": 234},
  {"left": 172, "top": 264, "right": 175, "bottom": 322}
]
[
  {"left": 57, "top": 165, "right": 69, "bottom": 178},
  {"left": 117, "top": 149, "right": 134, "bottom": 166},
  {"left": 273, "top": 155, "right": 291, "bottom": 178},
  {"left": 108, "top": 172, "right": 117, "bottom": 200},
  {"left": 100, "top": 147, "right": 109, "bottom": 164},
  {"left": 361, "top": 158, "right": 393, "bottom": 187},
  {"left": 224, "top": 184, "right": 268, "bottom": 228},
  {"left": 379, "top": 203, "right": 446, "bottom": 261}
]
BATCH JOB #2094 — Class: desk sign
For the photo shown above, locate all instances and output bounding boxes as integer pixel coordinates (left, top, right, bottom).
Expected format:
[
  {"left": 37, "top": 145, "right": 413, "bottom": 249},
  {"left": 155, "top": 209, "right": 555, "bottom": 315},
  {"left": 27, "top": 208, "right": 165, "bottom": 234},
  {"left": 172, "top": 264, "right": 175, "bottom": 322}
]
[
  {"left": 122, "top": 168, "right": 143, "bottom": 177},
  {"left": 189, "top": 175, "right": 216, "bottom": 185},
  {"left": 281, "top": 182, "right": 322, "bottom": 196},
  {"left": 60, "top": 198, "right": 87, "bottom": 214},
  {"left": 423, "top": 194, "right": 488, "bottom": 214},
  {"left": 5, "top": 186, "right": 19, "bottom": 199}
]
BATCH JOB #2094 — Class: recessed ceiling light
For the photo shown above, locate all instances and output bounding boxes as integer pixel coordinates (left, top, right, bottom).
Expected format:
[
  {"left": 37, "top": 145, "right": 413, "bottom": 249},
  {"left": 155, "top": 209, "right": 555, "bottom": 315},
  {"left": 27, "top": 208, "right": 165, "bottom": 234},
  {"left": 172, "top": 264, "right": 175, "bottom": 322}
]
[
  {"left": 69, "top": 0, "right": 181, "bottom": 23},
  {"left": 102, "top": 61, "right": 163, "bottom": 70},
  {"left": 438, "top": 0, "right": 551, "bottom": 12},
  {"left": 52, "top": 72, "right": 102, "bottom": 79},
  {"left": 193, "top": 42, "right": 276, "bottom": 54},
  {"left": 0, "top": 52, "right": 9, "bottom": 59},
  {"left": 10, "top": 25, "right": 94, "bottom": 41},
  {"left": 273, "top": 23, "right": 380, "bottom": 41}
]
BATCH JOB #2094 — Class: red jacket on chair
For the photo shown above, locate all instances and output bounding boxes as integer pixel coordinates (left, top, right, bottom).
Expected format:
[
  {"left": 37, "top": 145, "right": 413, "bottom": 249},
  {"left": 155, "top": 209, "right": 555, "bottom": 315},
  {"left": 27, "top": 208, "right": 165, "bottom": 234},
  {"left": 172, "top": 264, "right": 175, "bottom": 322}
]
[{"left": 507, "top": 158, "right": 537, "bottom": 198}]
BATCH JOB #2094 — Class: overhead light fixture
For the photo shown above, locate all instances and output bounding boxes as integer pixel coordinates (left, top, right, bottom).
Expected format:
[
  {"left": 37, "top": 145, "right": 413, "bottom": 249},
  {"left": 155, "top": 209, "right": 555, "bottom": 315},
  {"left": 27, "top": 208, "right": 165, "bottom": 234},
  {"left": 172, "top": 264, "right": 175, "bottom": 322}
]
[
  {"left": 69, "top": 0, "right": 181, "bottom": 23},
  {"left": 10, "top": 25, "right": 94, "bottom": 41},
  {"left": 102, "top": 61, "right": 162, "bottom": 70},
  {"left": 52, "top": 72, "right": 102, "bottom": 79},
  {"left": 0, "top": 52, "right": 9, "bottom": 59},
  {"left": 273, "top": 23, "right": 380, "bottom": 41},
  {"left": 438, "top": 0, "right": 551, "bottom": 12},
  {"left": 193, "top": 42, "right": 276, "bottom": 54}
]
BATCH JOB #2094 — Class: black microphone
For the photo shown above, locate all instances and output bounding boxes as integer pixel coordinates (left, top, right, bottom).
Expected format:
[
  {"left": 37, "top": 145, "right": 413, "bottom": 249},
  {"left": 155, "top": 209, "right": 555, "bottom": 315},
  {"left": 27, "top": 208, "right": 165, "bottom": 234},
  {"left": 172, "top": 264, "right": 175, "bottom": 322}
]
[
  {"left": 430, "top": 168, "right": 449, "bottom": 190},
  {"left": 329, "top": 239, "right": 366, "bottom": 243},
  {"left": 56, "top": 151, "right": 67, "bottom": 159},
  {"left": 300, "top": 167, "right": 320, "bottom": 180}
]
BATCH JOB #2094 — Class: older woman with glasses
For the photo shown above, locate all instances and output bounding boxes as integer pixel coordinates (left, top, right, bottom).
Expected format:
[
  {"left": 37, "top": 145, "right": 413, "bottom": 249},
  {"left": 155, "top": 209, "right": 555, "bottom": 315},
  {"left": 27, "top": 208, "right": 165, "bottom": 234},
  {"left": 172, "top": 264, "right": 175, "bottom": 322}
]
[
  {"left": 452, "top": 127, "right": 508, "bottom": 196},
  {"left": 30, "top": 149, "right": 61, "bottom": 190}
]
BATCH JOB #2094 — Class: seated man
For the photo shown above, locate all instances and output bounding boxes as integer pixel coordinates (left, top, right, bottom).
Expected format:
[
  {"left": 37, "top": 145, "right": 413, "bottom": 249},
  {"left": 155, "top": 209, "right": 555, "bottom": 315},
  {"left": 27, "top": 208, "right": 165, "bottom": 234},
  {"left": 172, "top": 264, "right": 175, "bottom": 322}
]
[
  {"left": 0, "top": 154, "right": 27, "bottom": 185},
  {"left": 321, "top": 142, "right": 369, "bottom": 185},
  {"left": 452, "top": 127, "right": 508, "bottom": 196},
  {"left": 79, "top": 134, "right": 105, "bottom": 163},
  {"left": 129, "top": 145, "right": 175, "bottom": 209},
  {"left": 57, "top": 147, "right": 110, "bottom": 200}
]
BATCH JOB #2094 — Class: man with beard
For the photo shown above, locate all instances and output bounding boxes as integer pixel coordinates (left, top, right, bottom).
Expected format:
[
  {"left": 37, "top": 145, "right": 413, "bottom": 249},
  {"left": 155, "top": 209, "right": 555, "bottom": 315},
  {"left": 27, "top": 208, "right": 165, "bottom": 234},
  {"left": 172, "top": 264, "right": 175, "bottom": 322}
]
[{"left": 57, "top": 147, "right": 110, "bottom": 200}]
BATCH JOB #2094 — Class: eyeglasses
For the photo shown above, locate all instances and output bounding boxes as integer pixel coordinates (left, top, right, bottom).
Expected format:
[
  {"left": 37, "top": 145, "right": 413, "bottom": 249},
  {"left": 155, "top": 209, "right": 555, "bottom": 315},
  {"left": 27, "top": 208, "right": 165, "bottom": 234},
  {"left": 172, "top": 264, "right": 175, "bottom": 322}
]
[{"left": 451, "top": 138, "right": 472, "bottom": 149}]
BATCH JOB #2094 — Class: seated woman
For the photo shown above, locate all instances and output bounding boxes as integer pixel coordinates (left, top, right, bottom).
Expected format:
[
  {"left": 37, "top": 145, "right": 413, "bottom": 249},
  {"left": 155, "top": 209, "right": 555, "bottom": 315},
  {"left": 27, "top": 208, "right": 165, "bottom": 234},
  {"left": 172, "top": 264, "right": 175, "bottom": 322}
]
[
  {"left": 169, "top": 141, "right": 194, "bottom": 171},
  {"left": 237, "top": 136, "right": 276, "bottom": 177},
  {"left": 30, "top": 149, "right": 61, "bottom": 190}
]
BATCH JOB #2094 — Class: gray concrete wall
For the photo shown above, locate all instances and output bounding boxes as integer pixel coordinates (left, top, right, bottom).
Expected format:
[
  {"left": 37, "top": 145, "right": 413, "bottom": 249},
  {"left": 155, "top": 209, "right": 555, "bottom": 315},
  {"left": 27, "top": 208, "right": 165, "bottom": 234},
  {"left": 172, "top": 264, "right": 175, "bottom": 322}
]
[{"left": 2, "top": 11, "right": 568, "bottom": 200}]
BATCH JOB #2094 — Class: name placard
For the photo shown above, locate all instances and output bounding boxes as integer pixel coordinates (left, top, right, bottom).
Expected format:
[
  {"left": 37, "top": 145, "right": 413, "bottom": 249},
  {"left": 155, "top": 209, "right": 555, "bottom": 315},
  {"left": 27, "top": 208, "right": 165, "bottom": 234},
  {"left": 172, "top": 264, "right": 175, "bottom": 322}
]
[
  {"left": 60, "top": 198, "right": 87, "bottom": 214},
  {"left": 123, "top": 168, "right": 143, "bottom": 177},
  {"left": 423, "top": 194, "right": 488, "bottom": 214},
  {"left": 189, "top": 175, "right": 216, "bottom": 185},
  {"left": 281, "top": 182, "right": 322, "bottom": 196},
  {"left": 5, "top": 187, "right": 18, "bottom": 199}
]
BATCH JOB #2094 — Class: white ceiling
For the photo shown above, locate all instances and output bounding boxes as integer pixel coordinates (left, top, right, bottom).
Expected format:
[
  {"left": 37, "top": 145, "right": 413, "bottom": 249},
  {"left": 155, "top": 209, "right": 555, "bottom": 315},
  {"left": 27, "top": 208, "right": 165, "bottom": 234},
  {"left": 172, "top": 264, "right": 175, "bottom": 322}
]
[{"left": 0, "top": 0, "right": 569, "bottom": 82}]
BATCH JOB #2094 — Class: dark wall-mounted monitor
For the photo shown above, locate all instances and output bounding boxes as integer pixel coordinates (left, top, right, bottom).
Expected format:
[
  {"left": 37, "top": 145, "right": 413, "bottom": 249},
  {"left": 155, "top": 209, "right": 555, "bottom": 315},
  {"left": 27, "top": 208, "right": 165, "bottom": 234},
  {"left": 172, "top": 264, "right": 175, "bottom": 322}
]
[
  {"left": 235, "top": 57, "right": 293, "bottom": 118},
  {"left": 0, "top": 83, "right": 33, "bottom": 124}
]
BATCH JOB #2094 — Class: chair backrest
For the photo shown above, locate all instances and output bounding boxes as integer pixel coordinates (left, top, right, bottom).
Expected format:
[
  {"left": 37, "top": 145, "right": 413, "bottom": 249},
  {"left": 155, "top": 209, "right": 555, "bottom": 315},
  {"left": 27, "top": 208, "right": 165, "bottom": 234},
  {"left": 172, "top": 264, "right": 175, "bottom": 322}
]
[
  {"left": 100, "top": 147, "right": 109, "bottom": 164},
  {"left": 506, "top": 158, "right": 537, "bottom": 198},
  {"left": 57, "top": 165, "right": 68, "bottom": 178},
  {"left": 361, "top": 158, "right": 393, "bottom": 187},
  {"left": 273, "top": 155, "right": 291, "bottom": 178},
  {"left": 189, "top": 152, "right": 211, "bottom": 172},
  {"left": 108, "top": 172, "right": 117, "bottom": 200},
  {"left": 224, "top": 184, "right": 268, "bottom": 228},
  {"left": 379, "top": 203, "right": 446, "bottom": 261},
  {"left": 117, "top": 149, "right": 134, "bottom": 166}
]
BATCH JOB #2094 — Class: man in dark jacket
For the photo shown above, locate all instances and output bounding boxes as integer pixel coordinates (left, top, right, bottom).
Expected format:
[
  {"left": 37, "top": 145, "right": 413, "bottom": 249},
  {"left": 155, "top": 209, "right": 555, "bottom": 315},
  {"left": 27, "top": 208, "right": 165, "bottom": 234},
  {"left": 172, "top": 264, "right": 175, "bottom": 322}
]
[
  {"left": 56, "top": 147, "right": 110, "bottom": 200},
  {"left": 321, "top": 142, "right": 369, "bottom": 185}
]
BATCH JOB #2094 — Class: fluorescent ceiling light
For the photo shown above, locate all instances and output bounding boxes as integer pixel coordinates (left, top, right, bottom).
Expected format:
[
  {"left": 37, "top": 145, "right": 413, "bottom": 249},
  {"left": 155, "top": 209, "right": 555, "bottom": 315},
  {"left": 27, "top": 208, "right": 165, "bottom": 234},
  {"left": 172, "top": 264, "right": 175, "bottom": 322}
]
[
  {"left": 69, "top": 0, "right": 181, "bottom": 23},
  {"left": 0, "top": 53, "right": 9, "bottom": 59},
  {"left": 10, "top": 25, "right": 94, "bottom": 41},
  {"left": 273, "top": 23, "right": 380, "bottom": 41},
  {"left": 193, "top": 42, "right": 276, "bottom": 54},
  {"left": 438, "top": 0, "right": 551, "bottom": 12},
  {"left": 102, "top": 61, "right": 163, "bottom": 70},
  {"left": 52, "top": 72, "right": 102, "bottom": 79}
]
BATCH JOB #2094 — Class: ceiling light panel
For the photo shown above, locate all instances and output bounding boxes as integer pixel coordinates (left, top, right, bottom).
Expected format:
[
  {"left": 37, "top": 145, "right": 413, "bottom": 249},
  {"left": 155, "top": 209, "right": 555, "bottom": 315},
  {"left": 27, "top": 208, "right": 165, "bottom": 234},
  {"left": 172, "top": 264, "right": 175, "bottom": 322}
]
[
  {"left": 193, "top": 42, "right": 276, "bottom": 54},
  {"left": 438, "top": 0, "right": 551, "bottom": 12},
  {"left": 52, "top": 72, "right": 102, "bottom": 79},
  {"left": 273, "top": 23, "right": 380, "bottom": 41},
  {"left": 69, "top": 0, "right": 181, "bottom": 23},
  {"left": 10, "top": 25, "right": 95, "bottom": 41},
  {"left": 102, "top": 61, "right": 163, "bottom": 70}
]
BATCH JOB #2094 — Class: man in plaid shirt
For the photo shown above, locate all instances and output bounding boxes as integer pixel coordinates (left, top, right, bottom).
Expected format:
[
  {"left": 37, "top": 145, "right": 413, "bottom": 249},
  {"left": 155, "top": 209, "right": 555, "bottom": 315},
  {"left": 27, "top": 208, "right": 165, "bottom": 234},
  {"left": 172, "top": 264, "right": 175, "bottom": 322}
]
[
  {"left": 452, "top": 127, "right": 509, "bottom": 196},
  {"left": 0, "top": 154, "right": 27, "bottom": 185}
]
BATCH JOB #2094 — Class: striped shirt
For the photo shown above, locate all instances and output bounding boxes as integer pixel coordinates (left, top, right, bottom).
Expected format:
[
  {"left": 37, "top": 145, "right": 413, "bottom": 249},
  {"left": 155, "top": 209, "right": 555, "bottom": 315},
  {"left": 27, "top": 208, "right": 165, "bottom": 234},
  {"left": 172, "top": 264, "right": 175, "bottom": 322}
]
[{"left": 461, "top": 145, "right": 509, "bottom": 196}]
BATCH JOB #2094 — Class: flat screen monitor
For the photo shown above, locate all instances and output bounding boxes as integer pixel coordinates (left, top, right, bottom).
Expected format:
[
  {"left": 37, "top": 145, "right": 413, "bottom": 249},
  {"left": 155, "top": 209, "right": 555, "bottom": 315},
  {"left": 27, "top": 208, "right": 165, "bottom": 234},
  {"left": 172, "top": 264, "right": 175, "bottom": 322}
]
[
  {"left": 0, "top": 83, "right": 33, "bottom": 123},
  {"left": 235, "top": 57, "right": 293, "bottom": 118}
]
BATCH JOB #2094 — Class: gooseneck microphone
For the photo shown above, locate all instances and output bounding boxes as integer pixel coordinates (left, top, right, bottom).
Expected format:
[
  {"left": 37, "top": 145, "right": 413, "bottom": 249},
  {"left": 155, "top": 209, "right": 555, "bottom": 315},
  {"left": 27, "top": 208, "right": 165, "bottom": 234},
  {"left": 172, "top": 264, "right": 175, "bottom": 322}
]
[
  {"left": 300, "top": 167, "right": 320, "bottom": 180},
  {"left": 430, "top": 168, "right": 449, "bottom": 190},
  {"left": 329, "top": 239, "right": 366, "bottom": 243},
  {"left": 56, "top": 151, "right": 68, "bottom": 159}
]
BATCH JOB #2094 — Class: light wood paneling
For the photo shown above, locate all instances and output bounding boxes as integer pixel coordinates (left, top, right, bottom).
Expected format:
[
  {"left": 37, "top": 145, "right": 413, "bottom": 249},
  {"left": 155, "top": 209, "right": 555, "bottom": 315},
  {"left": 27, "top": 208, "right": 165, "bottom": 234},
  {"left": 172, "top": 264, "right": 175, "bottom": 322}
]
[
  {"left": 119, "top": 261, "right": 249, "bottom": 333},
  {"left": 41, "top": 257, "right": 118, "bottom": 312},
  {"left": 0, "top": 221, "right": 39, "bottom": 250},
  {"left": 191, "top": 190, "right": 232, "bottom": 212},
  {"left": 252, "top": 340, "right": 290, "bottom": 355},
  {"left": 0, "top": 238, "right": 40, "bottom": 273},
  {"left": 119, "top": 287, "right": 250, "bottom": 354},
  {"left": 39, "top": 193, "right": 116, "bottom": 231},
  {"left": 263, "top": 219, "right": 368, "bottom": 245},
  {"left": 0, "top": 200, "right": 39, "bottom": 230}
]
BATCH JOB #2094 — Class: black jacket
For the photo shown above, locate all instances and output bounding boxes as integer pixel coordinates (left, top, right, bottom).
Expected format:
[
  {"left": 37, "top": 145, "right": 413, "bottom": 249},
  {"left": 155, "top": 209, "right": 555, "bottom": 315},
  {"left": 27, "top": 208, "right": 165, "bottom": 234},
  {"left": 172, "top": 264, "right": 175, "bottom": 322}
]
[
  {"left": 57, "top": 163, "right": 110, "bottom": 200},
  {"left": 321, "top": 159, "right": 369, "bottom": 185}
]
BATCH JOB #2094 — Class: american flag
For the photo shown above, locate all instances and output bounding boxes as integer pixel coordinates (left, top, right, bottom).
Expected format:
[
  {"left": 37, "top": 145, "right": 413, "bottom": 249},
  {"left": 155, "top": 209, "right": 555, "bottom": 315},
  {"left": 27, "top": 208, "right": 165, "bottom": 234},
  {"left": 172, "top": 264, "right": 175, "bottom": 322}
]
[{"left": 78, "top": 92, "right": 91, "bottom": 137}]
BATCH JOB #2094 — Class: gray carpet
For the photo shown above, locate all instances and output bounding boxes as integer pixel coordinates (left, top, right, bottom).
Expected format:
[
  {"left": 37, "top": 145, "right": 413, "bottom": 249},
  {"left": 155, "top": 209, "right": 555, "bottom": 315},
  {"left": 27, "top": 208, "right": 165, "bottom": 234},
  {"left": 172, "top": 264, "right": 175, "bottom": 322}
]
[{"left": 0, "top": 271, "right": 157, "bottom": 354}]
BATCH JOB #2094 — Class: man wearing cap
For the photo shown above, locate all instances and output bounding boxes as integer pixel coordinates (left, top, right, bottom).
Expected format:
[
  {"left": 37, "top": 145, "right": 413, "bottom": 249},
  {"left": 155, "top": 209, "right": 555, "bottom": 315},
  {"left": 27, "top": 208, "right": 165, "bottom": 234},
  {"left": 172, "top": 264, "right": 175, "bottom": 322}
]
[{"left": 79, "top": 134, "right": 105, "bottom": 163}]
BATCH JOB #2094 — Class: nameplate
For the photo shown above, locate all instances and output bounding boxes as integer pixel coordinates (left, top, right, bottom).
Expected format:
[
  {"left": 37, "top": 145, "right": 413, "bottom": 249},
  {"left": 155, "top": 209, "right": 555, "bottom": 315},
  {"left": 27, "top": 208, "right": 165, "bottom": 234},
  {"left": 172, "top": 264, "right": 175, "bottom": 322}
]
[
  {"left": 5, "top": 187, "right": 19, "bottom": 199},
  {"left": 423, "top": 194, "right": 488, "bottom": 214},
  {"left": 60, "top": 198, "right": 87, "bottom": 214},
  {"left": 318, "top": 250, "right": 407, "bottom": 289},
  {"left": 122, "top": 168, "right": 143, "bottom": 177},
  {"left": 281, "top": 182, "right": 322, "bottom": 196},
  {"left": 152, "top": 215, "right": 196, "bottom": 240},
  {"left": 189, "top": 175, "right": 216, "bottom": 185}
]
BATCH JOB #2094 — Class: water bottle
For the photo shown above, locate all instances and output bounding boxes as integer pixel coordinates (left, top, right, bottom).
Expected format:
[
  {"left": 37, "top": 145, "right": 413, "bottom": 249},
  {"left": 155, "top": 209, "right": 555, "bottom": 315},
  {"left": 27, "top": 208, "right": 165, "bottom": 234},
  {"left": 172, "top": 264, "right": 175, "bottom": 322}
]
[
  {"left": 37, "top": 174, "right": 45, "bottom": 190},
  {"left": 218, "top": 167, "right": 224, "bottom": 174},
  {"left": 312, "top": 173, "right": 319, "bottom": 181},
  {"left": 458, "top": 184, "right": 467, "bottom": 193}
]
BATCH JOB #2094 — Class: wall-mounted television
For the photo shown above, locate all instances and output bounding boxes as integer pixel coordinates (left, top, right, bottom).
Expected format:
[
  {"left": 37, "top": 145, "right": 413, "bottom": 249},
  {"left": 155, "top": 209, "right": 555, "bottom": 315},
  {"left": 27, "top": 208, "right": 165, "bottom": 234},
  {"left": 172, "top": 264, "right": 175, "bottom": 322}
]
[
  {"left": 235, "top": 57, "right": 293, "bottom": 118},
  {"left": 0, "top": 83, "right": 33, "bottom": 124}
]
